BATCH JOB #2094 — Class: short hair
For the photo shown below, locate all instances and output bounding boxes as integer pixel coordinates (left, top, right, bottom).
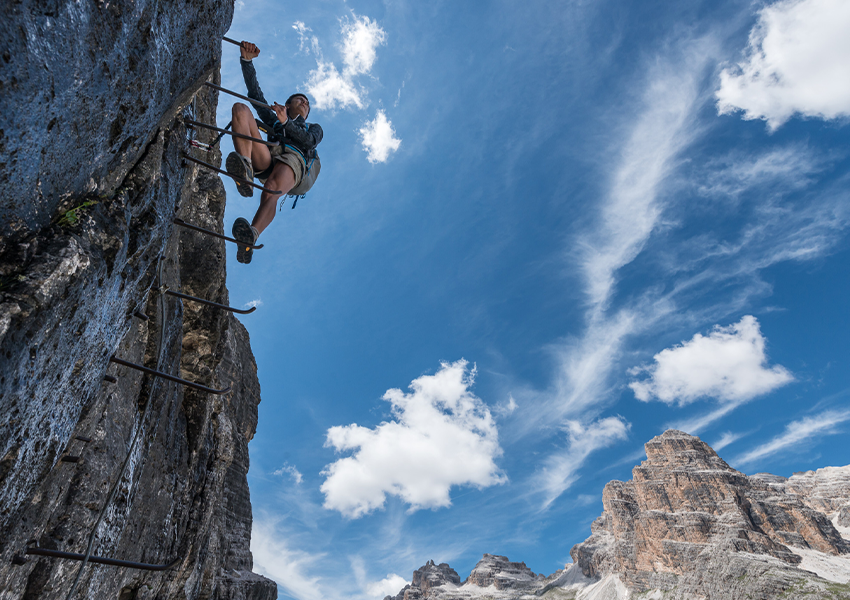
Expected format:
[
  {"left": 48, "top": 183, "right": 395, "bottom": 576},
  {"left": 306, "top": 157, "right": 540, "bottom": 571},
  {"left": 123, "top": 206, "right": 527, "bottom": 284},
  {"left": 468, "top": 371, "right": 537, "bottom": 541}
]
[{"left": 285, "top": 94, "right": 310, "bottom": 117}]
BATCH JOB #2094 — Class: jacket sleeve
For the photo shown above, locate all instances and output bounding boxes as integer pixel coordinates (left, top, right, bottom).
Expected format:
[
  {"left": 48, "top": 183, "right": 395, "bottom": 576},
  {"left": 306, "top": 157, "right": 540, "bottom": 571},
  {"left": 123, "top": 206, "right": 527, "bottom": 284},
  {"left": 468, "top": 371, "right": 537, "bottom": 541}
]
[
  {"left": 272, "top": 120, "right": 324, "bottom": 151},
  {"left": 240, "top": 59, "right": 278, "bottom": 129}
]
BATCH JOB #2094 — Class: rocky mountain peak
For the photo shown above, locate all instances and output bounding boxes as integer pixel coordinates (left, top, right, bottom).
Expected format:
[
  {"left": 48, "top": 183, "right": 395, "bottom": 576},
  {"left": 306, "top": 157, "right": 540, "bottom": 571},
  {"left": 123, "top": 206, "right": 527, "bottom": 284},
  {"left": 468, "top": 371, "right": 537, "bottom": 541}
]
[
  {"left": 640, "top": 428, "right": 730, "bottom": 471},
  {"left": 384, "top": 431, "right": 850, "bottom": 600},
  {"left": 572, "top": 430, "right": 850, "bottom": 594},
  {"left": 464, "top": 553, "right": 540, "bottom": 589}
]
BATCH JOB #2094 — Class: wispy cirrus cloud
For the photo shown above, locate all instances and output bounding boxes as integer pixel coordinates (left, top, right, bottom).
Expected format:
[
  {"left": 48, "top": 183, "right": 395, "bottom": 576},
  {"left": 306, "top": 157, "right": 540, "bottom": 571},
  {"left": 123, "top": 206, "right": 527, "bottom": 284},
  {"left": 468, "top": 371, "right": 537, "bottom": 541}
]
[
  {"left": 273, "top": 462, "right": 304, "bottom": 484},
  {"left": 535, "top": 417, "right": 630, "bottom": 510},
  {"left": 711, "top": 430, "right": 747, "bottom": 452},
  {"left": 716, "top": 0, "right": 850, "bottom": 130},
  {"left": 321, "top": 360, "right": 505, "bottom": 518},
  {"left": 733, "top": 409, "right": 850, "bottom": 467}
]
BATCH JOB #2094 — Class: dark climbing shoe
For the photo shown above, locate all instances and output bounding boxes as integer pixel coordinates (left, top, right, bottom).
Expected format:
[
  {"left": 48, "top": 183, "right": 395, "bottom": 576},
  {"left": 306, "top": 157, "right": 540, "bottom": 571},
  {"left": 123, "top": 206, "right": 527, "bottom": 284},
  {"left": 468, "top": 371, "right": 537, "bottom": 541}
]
[
  {"left": 226, "top": 152, "right": 254, "bottom": 197},
  {"left": 232, "top": 217, "right": 258, "bottom": 264}
]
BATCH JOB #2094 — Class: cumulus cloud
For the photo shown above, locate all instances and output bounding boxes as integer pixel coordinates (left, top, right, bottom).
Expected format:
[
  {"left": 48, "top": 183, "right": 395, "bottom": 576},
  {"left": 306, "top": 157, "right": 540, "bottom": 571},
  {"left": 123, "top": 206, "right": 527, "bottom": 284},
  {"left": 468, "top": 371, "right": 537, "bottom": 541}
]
[
  {"left": 366, "top": 574, "right": 408, "bottom": 599},
  {"left": 716, "top": 0, "right": 850, "bottom": 130},
  {"left": 734, "top": 409, "right": 850, "bottom": 466},
  {"left": 360, "top": 110, "right": 401, "bottom": 163},
  {"left": 306, "top": 61, "right": 365, "bottom": 111},
  {"left": 320, "top": 360, "right": 505, "bottom": 518},
  {"left": 340, "top": 15, "right": 388, "bottom": 77},
  {"left": 252, "top": 519, "right": 326, "bottom": 600},
  {"left": 630, "top": 315, "right": 793, "bottom": 405},
  {"left": 535, "top": 417, "right": 630, "bottom": 509},
  {"left": 273, "top": 463, "right": 304, "bottom": 484},
  {"left": 302, "top": 15, "right": 387, "bottom": 112}
]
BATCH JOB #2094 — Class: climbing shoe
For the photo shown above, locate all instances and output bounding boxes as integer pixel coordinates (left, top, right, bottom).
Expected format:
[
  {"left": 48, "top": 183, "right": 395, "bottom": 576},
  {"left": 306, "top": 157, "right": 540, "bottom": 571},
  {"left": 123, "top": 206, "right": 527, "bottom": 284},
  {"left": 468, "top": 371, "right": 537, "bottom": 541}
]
[
  {"left": 226, "top": 152, "right": 254, "bottom": 197},
  {"left": 232, "top": 217, "right": 258, "bottom": 264}
]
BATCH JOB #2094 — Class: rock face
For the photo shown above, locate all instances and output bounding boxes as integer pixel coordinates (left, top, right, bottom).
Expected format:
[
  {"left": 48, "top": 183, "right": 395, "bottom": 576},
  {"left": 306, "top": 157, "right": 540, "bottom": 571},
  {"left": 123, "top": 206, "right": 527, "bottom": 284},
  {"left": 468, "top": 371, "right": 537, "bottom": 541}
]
[
  {"left": 385, "top": 431, "right": 850, "bottom": 600},
  {"left": 387, "top": 560, "right": 461, "bottom": 600},
  {"left": 464, "top": 554, "right": 541, "bottom": 591},
  {"left": 757, "top": 466, "right": 850, "bottom": 528},
  {"left": 0, "top": 1, "right": 276, "bottom": 599},
  {"left": 571, "top": 430, "right": 850, "bottom": 598}
]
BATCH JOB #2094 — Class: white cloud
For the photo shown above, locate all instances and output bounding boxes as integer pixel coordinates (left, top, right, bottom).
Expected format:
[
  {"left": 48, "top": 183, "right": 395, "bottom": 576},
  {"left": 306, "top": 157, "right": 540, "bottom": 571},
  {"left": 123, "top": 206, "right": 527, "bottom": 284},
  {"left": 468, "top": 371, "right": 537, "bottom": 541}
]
[
  {"left": 366, "top": 574, "right": 408, "bottom": 599},
  {"left": 696, "top": 145, "right": 826, "bottom": 199},
  {"left": 320, "top": 360, "right": 506, "bottom": 518},
  {"left": 629, "top": 315, "right": 793, "bottom": 405},
  {"left": 340, "top": 15, "right": 387, "bottom": 77},
  {"left": 252, "top": 519, "right": 326, "bottom": 600},
  {"left": 535, "top": 417, "right": 630, "bottom": 509},
  {"left": 244, "top": 298, "right": 263, "bottom": 309},
  {"left": 716, "top": 0, "right": 850, "bottom": 130},
  {"left": 494, "top": 395, "right": 518, "bottom": 418},
  {"left": 734, "top": 409, "right": 850, "bottom": 466},
  {"left": 306, "top": 60, "right": 365, "bottom": 111},
  {"left": 293, "top": 21, "right": 316, "bottom": 54},
  {"left": 711, "top": 430, "right": 746, "bottom": 452},
  {"left": 580, "top": 42, "right": 712, "bottom": 311},
  {"left": 302, "top": 15, "right": 387, "bottom": 112},
  {"left": 359, "top": 110, "right": 401, "bottom": 164},
  {"left": 273, "top": 463, "right": 303, "bottom": 484}
]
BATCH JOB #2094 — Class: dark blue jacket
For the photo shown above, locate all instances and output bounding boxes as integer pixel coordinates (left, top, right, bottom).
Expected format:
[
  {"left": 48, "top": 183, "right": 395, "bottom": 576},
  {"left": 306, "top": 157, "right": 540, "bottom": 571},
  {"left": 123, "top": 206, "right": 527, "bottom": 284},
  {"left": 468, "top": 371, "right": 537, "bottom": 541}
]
[{"left": 240, "top": 59, "right": 323, "bottom": 159}]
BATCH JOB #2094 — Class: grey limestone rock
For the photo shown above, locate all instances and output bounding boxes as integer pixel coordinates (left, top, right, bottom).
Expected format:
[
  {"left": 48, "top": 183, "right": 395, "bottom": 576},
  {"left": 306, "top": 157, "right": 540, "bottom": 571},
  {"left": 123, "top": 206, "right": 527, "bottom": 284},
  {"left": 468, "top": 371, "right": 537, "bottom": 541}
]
[{"left": 0, "top": 1, "right": 276, "bottom": 598}]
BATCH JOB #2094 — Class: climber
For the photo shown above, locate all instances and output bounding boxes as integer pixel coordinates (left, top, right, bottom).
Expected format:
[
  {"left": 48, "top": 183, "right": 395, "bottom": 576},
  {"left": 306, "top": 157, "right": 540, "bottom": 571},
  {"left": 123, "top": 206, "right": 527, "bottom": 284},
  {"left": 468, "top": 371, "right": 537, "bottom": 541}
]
[{"left": 225, "top": 40, "right": 323, "bottom": 264}]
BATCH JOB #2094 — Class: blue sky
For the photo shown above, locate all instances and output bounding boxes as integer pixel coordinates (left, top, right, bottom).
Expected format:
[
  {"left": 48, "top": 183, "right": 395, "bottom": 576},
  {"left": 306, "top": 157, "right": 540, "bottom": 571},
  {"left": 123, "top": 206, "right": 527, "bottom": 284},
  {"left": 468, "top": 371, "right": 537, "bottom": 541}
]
[{"left": 211, "top": 1, "right": 850, "bottom": 598}]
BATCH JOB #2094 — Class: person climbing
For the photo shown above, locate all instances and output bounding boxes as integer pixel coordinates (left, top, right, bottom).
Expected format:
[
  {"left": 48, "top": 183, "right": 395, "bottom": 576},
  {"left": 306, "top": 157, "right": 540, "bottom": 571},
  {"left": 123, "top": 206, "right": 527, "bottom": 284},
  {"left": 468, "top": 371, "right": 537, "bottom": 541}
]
[{"left": 225, "top": 40, "right": 323, "bottom": 264}]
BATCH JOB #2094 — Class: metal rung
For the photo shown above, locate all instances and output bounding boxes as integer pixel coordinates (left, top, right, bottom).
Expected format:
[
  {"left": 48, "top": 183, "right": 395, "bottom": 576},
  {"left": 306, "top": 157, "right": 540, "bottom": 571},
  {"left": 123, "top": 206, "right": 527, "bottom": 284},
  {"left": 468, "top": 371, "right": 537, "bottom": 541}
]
[
  {"left": 103, "top": 375, "right": 117, "bottom": 384},
  {"left": 172, "top": 218, "right": 264, "bottom": 250},
  {"left": 184, "top": 118, "right": 278, "bottom": 147},
  {"left": 204, "top": 81, "right": 274, "bottom": 111},
  {"left": 181, "top": 152, "right": 282, "bottom": 195},
  {"left": 24, "top": 546, "right": 179, "bottom": 571},
  {"left": 157, "top": 288, "right": 256, "bottom": 315},
  {"left": 133, "top": 311, "right": 149, "bottom": 321},
  {"left": 109, "top": 356, "right": 231, "bottom": 395},
  {"left": 60, "top": 456, "right": 81, "bottom": 463},
  {"left": 75, "top": 436, "right": 92, "bottom": 443}
]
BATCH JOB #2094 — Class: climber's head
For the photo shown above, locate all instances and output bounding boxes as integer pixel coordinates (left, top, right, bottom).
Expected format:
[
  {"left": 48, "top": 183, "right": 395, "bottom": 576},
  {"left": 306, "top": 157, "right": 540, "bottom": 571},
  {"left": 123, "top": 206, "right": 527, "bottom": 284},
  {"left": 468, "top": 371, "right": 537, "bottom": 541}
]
[{"left": 286, "top": 94, "right": 310, "bottom": 119}]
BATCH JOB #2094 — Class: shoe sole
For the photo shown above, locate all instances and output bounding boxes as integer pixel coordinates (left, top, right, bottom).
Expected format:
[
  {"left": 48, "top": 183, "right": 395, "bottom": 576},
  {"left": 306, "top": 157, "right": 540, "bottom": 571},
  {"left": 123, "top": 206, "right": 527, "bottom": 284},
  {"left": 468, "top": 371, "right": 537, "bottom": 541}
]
[
  {"left": 225, "top": 153, "right": 255, "bottom": 198},
  {"left": 232, "top": 219, "right": 255, "bottom": 264}
]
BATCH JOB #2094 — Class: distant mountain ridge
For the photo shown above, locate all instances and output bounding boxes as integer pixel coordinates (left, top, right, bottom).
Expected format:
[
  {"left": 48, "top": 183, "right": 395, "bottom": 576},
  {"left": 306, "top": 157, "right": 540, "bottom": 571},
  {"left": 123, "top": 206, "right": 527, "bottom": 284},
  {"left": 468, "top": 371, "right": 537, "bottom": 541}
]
[{"left": 385, "top": 430, "right": 850, "bottom": 600}]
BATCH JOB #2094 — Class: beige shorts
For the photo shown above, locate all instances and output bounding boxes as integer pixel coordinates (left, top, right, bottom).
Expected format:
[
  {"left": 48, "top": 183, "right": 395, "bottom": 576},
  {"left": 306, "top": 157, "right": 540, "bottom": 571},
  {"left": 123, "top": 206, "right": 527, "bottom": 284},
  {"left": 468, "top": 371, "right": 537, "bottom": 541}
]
[{"left": 257, "top": 145, "right": 305, "bottom": 188}]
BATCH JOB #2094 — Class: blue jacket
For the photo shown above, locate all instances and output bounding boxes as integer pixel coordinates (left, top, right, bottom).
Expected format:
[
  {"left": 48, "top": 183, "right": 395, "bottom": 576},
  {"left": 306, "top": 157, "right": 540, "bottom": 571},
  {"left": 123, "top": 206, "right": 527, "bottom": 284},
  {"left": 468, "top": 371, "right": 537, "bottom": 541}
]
[{"left": 240, "top": 59, "right": 323, "bottom": 159}]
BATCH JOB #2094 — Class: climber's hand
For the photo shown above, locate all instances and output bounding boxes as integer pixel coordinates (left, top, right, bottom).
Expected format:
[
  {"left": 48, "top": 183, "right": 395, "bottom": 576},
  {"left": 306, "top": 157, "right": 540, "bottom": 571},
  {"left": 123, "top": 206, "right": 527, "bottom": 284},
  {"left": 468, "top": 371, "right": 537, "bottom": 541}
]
[
  {"left": 272, "top": 102, "right": 288, "bottom": 124},
  {"left": 240, "top": 42, "right": 260, "bottom": 61}
]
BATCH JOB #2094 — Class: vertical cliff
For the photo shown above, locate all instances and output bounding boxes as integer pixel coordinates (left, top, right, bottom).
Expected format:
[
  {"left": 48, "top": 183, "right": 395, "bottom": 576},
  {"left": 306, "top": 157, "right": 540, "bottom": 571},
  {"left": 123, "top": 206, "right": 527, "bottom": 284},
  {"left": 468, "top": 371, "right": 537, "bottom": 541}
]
[{"left": 0, "top": 1, "right": 276, "bottom": 598}]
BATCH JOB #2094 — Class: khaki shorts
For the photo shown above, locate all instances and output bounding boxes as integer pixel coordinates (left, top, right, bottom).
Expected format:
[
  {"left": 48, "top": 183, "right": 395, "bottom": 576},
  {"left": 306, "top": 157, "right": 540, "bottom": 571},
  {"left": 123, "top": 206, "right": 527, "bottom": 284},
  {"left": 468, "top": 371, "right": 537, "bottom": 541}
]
[{"left": 257, "top": 145, "right": 305, "bottom": 188}]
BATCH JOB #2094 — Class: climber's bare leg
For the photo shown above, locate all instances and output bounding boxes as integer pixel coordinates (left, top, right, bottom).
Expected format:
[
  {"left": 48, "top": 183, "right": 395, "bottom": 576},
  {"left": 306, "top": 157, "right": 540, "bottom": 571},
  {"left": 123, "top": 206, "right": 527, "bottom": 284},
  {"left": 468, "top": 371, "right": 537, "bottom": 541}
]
[
  {"left": 231, "top": 103, "right": 272, "bottom": 172},
  {"left": 251, "top": 162, "right": 296, "bottom": 235}
]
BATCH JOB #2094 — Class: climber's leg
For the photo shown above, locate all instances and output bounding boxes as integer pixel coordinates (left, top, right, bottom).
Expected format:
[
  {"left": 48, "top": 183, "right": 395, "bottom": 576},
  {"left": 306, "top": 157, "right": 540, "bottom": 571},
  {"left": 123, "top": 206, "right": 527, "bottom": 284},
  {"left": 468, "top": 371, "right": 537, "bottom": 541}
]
[
  {"left": 251, "top": 162, "right": 296, "bottom": 235},
  {"left": 230, "top": 103, "right": 272, "bottom": 172}
]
